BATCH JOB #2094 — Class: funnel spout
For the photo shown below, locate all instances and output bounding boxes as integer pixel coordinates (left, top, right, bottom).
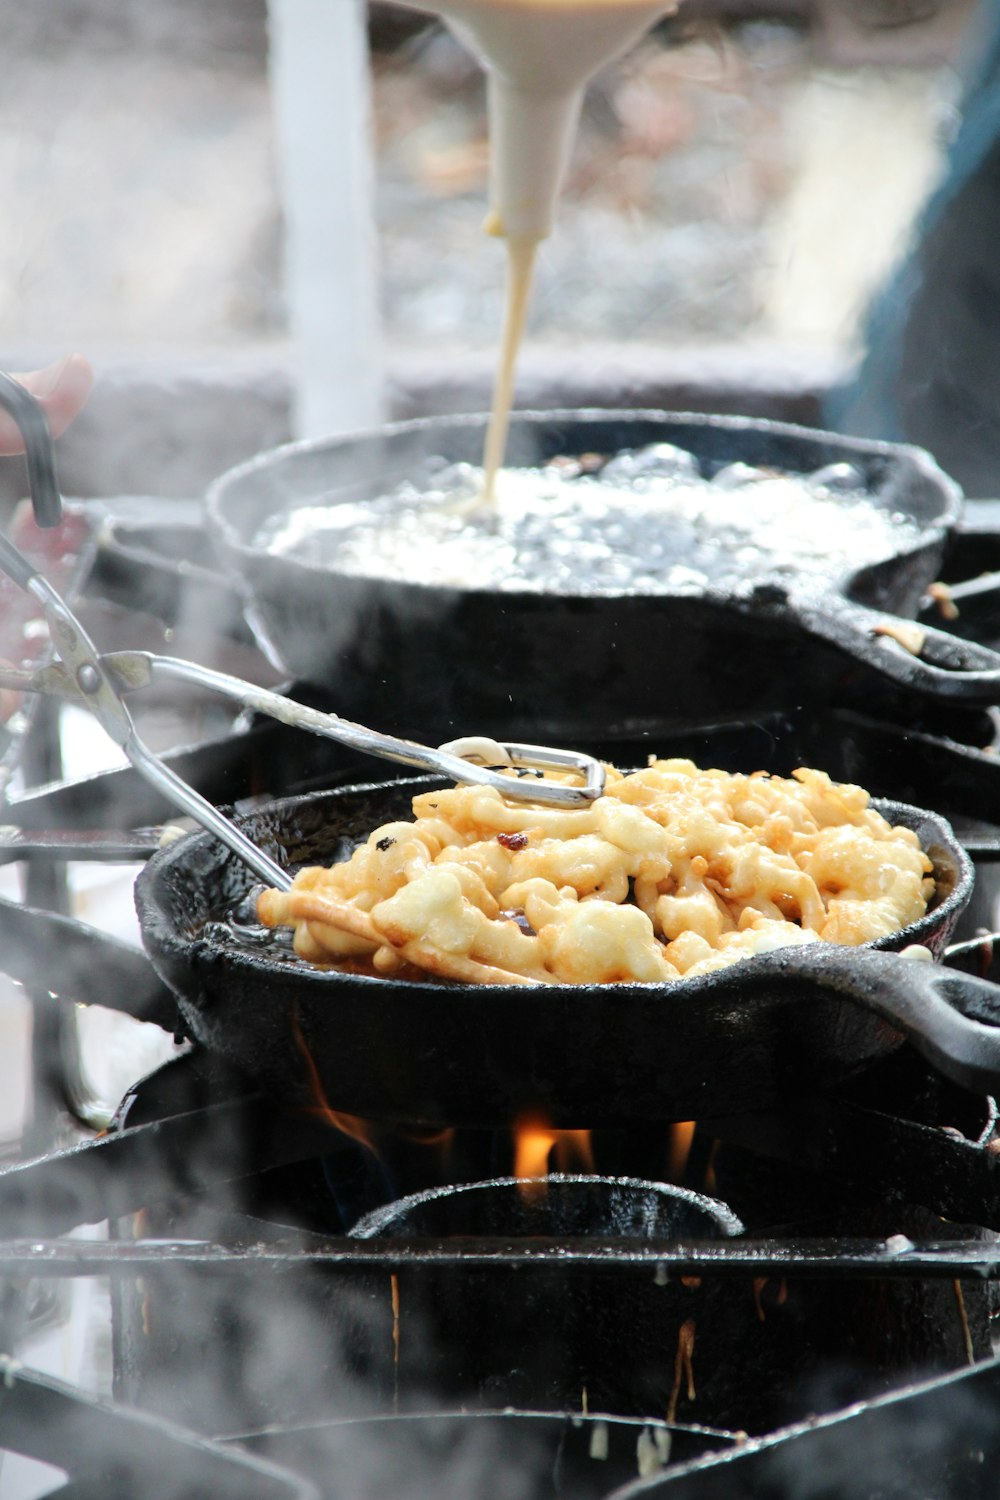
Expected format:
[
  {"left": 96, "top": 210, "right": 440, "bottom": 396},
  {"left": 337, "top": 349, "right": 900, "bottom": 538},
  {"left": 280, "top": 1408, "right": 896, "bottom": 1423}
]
[
  {"left": 444, "top": 0, "right": 677, "bottom": 239},
  {"left": 482, "top": 74, "right": 584, "bottom": 239}
]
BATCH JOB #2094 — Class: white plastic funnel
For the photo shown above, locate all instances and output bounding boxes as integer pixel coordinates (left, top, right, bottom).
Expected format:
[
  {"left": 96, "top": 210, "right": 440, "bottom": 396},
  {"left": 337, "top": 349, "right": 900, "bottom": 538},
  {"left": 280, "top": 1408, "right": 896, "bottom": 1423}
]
[{"left": 408, "top": 0, "right": 678, "bottom": 239}]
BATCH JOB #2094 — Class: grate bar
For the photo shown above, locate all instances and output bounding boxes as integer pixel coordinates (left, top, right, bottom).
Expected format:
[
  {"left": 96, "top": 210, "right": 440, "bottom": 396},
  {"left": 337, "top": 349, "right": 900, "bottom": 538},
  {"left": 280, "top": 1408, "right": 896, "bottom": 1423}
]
[{"left": 0, "top": 1235, "right": 996, "bottom": 1279}]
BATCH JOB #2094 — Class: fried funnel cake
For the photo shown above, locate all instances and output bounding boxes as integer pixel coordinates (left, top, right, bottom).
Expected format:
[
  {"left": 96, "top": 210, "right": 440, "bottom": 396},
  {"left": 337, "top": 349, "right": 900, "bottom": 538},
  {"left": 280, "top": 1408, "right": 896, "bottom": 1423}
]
[{"left": 257, "top": 762, "right": 933, "bottom": 987}]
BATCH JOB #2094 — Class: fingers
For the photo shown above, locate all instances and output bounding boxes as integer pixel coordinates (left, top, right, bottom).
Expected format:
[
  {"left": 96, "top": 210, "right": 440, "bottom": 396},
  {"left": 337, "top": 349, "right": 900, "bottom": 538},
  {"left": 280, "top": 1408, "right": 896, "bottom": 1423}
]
[
  {"left": 0, "top": 355, "right": 94, "bottom": 721},
  {"left": 0, "top": 354, "right": 94, "bottom": 456},
  {"left": 0, "top": 662, "right": 21, "bottom": 726}
]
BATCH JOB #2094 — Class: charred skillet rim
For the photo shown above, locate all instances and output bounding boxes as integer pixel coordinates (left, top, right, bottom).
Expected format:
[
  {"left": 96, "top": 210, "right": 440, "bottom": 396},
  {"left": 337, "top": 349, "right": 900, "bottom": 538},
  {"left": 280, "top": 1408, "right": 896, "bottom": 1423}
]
[{"left": 135, "top": 776, "right": 974, "bottom": 993}]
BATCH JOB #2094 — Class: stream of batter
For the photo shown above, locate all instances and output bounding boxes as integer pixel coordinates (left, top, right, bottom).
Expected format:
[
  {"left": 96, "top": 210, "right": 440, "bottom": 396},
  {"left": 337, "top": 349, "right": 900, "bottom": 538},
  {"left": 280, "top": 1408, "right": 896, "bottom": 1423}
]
[{"left": 481, "top": 234, "right": 540, "bottom": 504}]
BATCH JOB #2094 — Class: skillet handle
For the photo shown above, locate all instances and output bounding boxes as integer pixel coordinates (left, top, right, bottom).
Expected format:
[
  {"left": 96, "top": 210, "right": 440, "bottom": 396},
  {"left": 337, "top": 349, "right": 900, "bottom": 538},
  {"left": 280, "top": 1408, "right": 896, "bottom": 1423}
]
[
  {"left": 778, "top": 590, "right": 1000, "bottom": 703},
  {"left": 98, "top": 516, "right": 233, "bottom": 592},
  {"left": 0, "top": 371, "right": 62, "bottom": 528},
  {"left": 768, "top": 945, "right": 1000, "bottom": 1098}
]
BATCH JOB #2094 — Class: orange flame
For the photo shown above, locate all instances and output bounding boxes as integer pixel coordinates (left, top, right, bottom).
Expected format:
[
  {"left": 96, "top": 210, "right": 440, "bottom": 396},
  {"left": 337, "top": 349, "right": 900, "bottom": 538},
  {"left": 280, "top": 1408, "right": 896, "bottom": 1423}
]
[
  {"left": 401, "top": 1125, "right": 455, "bottom": 1152},
  {"left": 291, "top": 1007, "right": 458, "bottom": 1180},
  {"left": 513, "top": 1114, "right": 594, "bottom": 1197},
  {"left": 514, "top": 1118, "right": 559, "bottom": 1181},
  {"left": 553, "top": 1130, "right": 595, "bottom": 1173},
  {"left": 291, "top": 1006, "right": 381, "bottom": 1153},
  {"left": 667, "top": 1120, "right": 696, "bottom": 1182}
]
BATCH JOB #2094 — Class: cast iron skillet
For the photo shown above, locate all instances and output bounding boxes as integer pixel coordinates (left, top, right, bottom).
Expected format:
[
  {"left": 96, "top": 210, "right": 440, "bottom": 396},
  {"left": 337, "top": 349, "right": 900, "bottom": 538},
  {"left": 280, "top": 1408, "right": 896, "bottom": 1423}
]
[
  {"left": 134, "top": 777, "right": 1000, "bottom": 1129},
  {"left": 205, "top": 411, "right": 1000, "bottom": 743}
]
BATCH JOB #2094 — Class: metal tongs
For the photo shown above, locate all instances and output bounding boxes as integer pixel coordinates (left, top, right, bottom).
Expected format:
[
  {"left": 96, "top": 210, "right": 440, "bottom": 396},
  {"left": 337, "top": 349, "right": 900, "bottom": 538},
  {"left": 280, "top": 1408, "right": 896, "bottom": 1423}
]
[{"left": 0, "top": 374, "right": 605, "bottom": 892}]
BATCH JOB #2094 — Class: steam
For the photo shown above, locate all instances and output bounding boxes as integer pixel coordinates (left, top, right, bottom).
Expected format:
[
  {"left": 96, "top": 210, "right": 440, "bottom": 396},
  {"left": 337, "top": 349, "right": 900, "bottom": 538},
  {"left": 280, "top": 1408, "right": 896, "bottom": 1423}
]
[{"left": 609, "top": 1361, "right": 1000, "bottom": 1500}]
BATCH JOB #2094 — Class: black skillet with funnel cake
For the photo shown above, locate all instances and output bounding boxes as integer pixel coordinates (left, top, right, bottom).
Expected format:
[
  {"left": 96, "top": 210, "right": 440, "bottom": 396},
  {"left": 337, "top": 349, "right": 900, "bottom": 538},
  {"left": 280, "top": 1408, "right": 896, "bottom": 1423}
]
[{"left": 133, "top": 773, "right": 1000, "bottom": 1129}]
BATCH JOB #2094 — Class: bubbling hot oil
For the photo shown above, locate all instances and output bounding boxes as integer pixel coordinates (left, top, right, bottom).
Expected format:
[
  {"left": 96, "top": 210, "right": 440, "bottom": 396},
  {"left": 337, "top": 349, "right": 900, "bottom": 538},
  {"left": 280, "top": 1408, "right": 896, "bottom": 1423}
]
[{"left": 255, "top": 446, "right": 923, "bottom": 595}]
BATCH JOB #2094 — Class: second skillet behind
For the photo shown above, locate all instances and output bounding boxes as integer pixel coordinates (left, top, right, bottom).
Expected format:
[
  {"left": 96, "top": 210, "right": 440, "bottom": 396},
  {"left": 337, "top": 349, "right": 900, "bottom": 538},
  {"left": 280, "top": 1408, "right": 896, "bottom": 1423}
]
[{"left": 204, "top": 411, "right": 1000, "bottom": 742}]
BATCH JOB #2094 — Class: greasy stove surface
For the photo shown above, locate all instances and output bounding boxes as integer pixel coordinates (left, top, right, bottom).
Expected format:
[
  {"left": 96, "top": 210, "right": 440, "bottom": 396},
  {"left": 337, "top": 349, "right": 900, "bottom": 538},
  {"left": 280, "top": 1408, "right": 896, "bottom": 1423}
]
[{"left": 0, "top": 503, "right": 998, "bottom": 1499}]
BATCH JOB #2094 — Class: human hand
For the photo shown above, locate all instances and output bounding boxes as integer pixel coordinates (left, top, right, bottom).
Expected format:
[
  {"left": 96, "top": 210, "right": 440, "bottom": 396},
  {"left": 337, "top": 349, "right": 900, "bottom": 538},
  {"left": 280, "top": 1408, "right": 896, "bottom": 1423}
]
[
  {"left": 0, "top": 673, "right": 19, "bottom": 726},
  {"left": 0, "top": 355, "right": 93, "bottom": 720},
  {"left": 0, "top": 354, "right": 94, "bottom": 456}
]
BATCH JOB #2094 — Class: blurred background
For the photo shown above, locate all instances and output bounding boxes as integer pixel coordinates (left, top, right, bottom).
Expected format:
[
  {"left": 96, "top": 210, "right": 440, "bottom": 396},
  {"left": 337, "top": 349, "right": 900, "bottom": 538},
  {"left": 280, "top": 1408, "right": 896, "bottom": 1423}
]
[{"left": 0, "top": 0, "right": 985, "bottom": 497}]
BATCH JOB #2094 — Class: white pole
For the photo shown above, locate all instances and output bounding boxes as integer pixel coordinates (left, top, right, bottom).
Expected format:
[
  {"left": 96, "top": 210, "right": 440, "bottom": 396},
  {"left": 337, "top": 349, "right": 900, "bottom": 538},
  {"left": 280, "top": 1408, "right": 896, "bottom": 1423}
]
[{"left": 268, "top": 0, "right": 383, "bottom": 439}]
